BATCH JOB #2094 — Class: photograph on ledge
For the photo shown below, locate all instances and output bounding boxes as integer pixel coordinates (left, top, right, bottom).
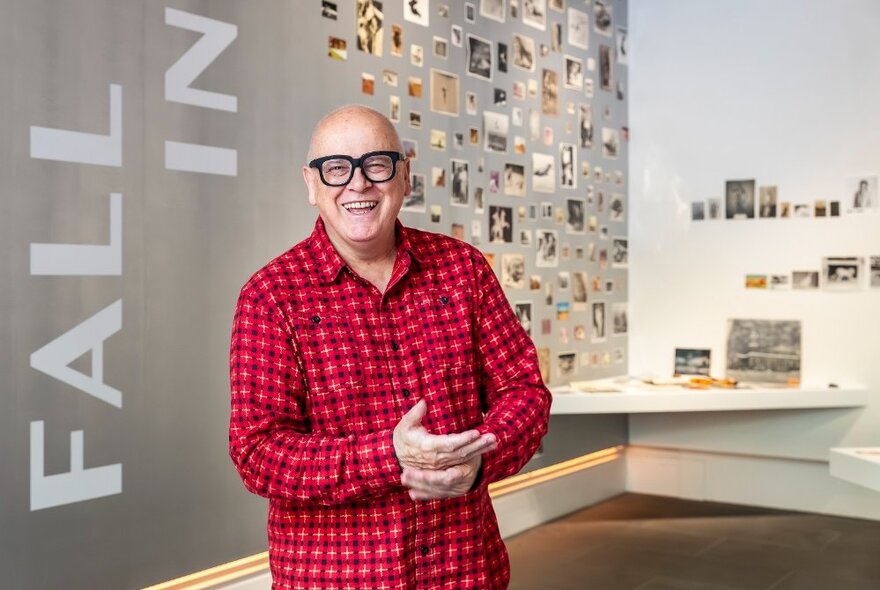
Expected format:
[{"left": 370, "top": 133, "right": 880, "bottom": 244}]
[{"left": 725, "top": 319, "right": 801, "bottom": 385}]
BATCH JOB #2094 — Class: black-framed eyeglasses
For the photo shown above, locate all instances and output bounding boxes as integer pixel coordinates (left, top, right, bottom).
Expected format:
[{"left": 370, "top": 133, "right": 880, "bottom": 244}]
[{"left": 308, "top": 150, "right": 406, "bottom": 187}]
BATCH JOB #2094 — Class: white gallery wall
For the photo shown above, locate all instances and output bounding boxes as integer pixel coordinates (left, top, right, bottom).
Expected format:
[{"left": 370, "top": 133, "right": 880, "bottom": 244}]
[{"left": 627, "top": 0, "right": 880, "bottom": 518}]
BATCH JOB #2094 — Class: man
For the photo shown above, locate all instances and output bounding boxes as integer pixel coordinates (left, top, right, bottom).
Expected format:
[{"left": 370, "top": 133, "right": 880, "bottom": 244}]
[{"left": 229, "top": 105, "right": 551, "bottom": 589}]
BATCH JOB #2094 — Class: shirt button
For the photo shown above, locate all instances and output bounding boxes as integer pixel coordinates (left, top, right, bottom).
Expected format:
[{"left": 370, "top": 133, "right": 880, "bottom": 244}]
[
  {"left": 420, "top": 545, "right": 429, "bottom": 556},
  {"left": 311, "top": 315, "right": 321, "bottom": 324},
  {"left": 439, "top": 296, "right": 449, "bottom": 304},
  {"left": 391, "top": 341, "right": 399, "bottom": 351},
  {"left": 402, "top": 388, "right": 411, "bottom": 398}
]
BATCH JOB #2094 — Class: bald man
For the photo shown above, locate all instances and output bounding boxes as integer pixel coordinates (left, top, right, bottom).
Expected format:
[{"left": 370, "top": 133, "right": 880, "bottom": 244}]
[{"left": 229, "top": 105, "right": 551, "bottom": 589}]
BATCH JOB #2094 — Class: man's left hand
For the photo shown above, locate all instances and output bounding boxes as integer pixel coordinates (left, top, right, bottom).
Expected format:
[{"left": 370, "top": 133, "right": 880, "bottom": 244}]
[{"left": 400, "top": 455, "right": 483, "bottom": 501}]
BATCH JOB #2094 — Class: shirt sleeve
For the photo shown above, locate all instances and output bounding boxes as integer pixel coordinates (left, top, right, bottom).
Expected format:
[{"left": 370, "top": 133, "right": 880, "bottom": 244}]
[
  {"left": 468, "top": 249, "right": 552, "bottom": 487},
  {"left": 228, "top": 284, "right": 403, "bottom": 506}
]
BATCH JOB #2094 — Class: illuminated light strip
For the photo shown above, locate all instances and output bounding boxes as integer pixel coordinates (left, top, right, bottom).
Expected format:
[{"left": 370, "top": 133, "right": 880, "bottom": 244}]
[{"left": 142, "top": 446, "right": 623, "bottom": 589}]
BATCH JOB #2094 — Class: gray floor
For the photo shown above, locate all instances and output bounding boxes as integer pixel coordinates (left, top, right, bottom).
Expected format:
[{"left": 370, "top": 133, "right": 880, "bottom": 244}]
[{"left": 505, "top": 493, "right": 880, "bottom": 590}]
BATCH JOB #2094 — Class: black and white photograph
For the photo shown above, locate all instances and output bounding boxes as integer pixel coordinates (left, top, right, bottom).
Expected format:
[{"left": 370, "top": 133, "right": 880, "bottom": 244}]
[
  {"left": 541, "top": 68, "right": 559, "bottom": 115},
  {"left": 846, "top": 175, "right": 878, "bottom": 213},
  {"left": 483, "top": 110, "right": 509, "bottom": 152},
  {"left": 512, "top": 33, "right": 536, "bottom": 72},
  {"left": 489, "top": 205, "right": 514, "bottom": 243},
  {"left": 769, "top": 274, "right": 790, "bottom": 289},
  {"left": 391, "top": 24, "right": 403, "bottom": 55},
  {"left": 609, "top": 193, "right": 625, "bottom": 221},
  {"left": 563, "top": 55, "right": 584, "bottom": 90},
  {"left": 433, "top": 36, "right": 448, "bottom": 58},
  {"left": 451, "top": 25, "right": 463, "bottom": 47},
  {"left": 593, "top": 0, "right": 612, "bottom": 36},
  {"left": 566, "top": 197, "right": 586, "bottom": 234},
  {"left": 321, "top": 1, "right": 338, "bottom": 20},
  {"left": 409, "top": 110, "right": 422, "bottom": 128},
  {"left": 726, "top": 319, "right": 801, "bottom": 384},
  {"left": 692, "top": 202, "right": 705, "bottom": 221},
  {"left": 430, "top": 129, "right": 447, "bottom": 150},
  {"left": 759, "top": 186, "right": 778, "bottom": 218},
  {"left": 572, "top": 271, "right": 588, "bottom": 305},
  {"left": 557, "top": 351, "right": 576, "bottom": 379},
  {"left": 501, "top": 254, "right": 526, "bottom": 288},
  {"left": 389, "top": 95, "right": 401, "bottom": 122},
  {"left": 480, "top": 0, "right": 505, "bottom": 22},
  {"left": 519, "top": 228, "right": 532, "bottom": 247},
  {"left": 612, "top": 302, "right": 627, "bottom": 336},
  {"left": 559, "top": 143, "right": 576, "bottom": 188},
  {"left": 504, "top": 162, "right": 526, "bottom": 196},
  {"left": 403, "top": 173, "right": 426, "bottom": 212},
  {"left": 792, "top": 271, "right": 819, "bottom": 290},
  {"left": 411, "top": 44, "right": 424, "bottom": 66},
  {"left": 579, "top": 103, "right": 594, "bottom": 148},
  {"left": 725, "top": 179, "right": 756, "bottom": 219},
  {"left": 494, "top": 87, "right": 507, "bottom": 106},
  {"left": 514, "top": 302, "right": 533, "bottom": 335},
  {"left": 522, "top": 0, "right": 547, "bottom": 30},
  {"left": 871, "top": 256, "right": 880, "bottom": 287},
  {"left": 474, "top": 187, "right": 485, "bottom": 213},
  {"left": 822, "top": 256, "right": 864, "bottom": 290},
  {"left": 707, "top": 198, "right": 721, "bottom": 219},
  {"left": 599, "top": 45, "right": 613, "bottom": 91},
  {"left": 430, "top": 68, "right": 459, "bottom": 116},
  {"left": 611, "top": 237, "right": 628, "bottom": 268},
  {"left": 467, "top": 34, "right": 493, "bottom": 81},
  {"left": 497, "top": 41, "right": 509, "bottom": 72},
  {"left": 551, "top": 22, "right": 562, "bottom": 53},
  {"left": 465, "top": 2, "right": 476, "bottom": 22},
  {"left": 356, "top": 0, "right": 384, "bottom": 57},
  {"left": 591, "top": 301, "right": 606, "bottom": 342},
  {"left": 616, "top": 27, "right": 628, "bottom": 64},
  {"left": 568, "top": 7, "right": 589, "bottom": 49},
  {"left": 450, "top": 159, "right": 469, "bottom": 206},
  {"left": 430, "top": 204, "right": 442, "bottom": 223},
  {"left": 532, "top": 152, "right": 556, "bottom": 193},
  {"left": 549, "top": 0, "right": 564, "bottom": 12},
  {"left": 536, "top": 229, "right": 559, "bottom": 268},
  {"left": 601, "top": 127, "right": 619, "bottom": 159},
  {"left": 404, "top": 0, "right": 429, "bottom": 26},
  {"left": 674, "top": 348, "right": 711, "bottom": 376}
]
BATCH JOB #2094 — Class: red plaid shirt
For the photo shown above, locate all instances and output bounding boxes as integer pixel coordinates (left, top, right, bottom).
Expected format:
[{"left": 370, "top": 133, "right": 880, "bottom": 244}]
[{"left": 229, "top": 218, "right": 551, "bottom": 589}]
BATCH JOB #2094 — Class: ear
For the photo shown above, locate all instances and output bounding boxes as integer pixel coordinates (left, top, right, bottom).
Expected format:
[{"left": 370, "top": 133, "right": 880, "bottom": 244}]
[
  {"left": 402, "top": 157, "right": 412, "bottom": 196},
  {"left": 302, "top": 165, "right": 318, "bottom": 206}
]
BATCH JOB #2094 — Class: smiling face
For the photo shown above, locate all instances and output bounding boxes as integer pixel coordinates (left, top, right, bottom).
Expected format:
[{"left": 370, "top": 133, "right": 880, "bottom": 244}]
[{"left": 303, "top": 106, "right": 411, "bottom": 261}]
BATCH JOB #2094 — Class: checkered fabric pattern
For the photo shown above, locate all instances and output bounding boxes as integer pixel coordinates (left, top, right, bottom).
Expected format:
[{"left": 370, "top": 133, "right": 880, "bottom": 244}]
[{"left": 229, "top": 218, "right": 551, "bottom": 589}]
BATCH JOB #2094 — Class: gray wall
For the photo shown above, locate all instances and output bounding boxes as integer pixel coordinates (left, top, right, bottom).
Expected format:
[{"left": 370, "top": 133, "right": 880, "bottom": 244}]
[{"left": 0, "top": 1, "right": 628, "bottom": 587}]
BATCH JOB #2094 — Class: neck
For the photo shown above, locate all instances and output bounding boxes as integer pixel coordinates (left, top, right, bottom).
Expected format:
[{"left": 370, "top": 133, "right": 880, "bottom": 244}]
[{"left": 325, "top": 227, "right": 399, "bottom": 292}]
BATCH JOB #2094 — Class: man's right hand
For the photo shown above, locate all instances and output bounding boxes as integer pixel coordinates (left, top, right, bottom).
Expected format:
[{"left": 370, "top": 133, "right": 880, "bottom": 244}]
[{"left": 393, "top": 399, "right": 497, "bottom": 471}]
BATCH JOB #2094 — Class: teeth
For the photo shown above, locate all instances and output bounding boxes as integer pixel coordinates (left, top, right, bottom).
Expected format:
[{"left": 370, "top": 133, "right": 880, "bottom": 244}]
[{"left": 343, "top": 201, "right": 377, "bottom": 210}]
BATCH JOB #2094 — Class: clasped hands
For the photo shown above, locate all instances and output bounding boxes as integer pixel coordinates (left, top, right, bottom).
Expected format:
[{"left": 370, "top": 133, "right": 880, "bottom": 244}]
[{"left": 393, "top": 399, "right": 497, "bottom": 501}]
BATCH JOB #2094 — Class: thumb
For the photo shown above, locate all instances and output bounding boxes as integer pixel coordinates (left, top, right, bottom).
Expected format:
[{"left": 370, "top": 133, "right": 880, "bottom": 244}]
[{"left": 400, "top": 399, "right": 427, "bottom": 429}]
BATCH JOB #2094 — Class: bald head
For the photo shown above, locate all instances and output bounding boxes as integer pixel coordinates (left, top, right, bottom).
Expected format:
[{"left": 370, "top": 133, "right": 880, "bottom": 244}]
[{"left": 307, "top": 105, "right": 403, "bottom": 161}]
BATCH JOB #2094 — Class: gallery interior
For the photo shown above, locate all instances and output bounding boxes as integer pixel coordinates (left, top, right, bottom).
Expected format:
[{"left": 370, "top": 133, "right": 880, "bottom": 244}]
[{"left": 2, "top": 0, "right": 879, "bottom": 588}]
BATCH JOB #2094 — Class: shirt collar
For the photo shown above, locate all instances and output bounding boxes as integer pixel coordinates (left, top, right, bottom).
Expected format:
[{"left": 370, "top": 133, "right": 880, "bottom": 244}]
[{"left": 308, "top": 217, "right": 422, "bottom": 284}]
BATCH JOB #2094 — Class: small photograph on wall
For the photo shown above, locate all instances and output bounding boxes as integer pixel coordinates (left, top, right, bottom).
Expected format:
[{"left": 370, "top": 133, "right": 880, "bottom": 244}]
[
  {"left": 726, "top": 319, "right": 801, "bottom": 385},
  {"left": 601, "top": 127, "right": 619, "bottom": 159},
  {"left": 451, "top": 25, "right": 463, "bottom": 47},
  {"left": 549, "top": 0, "right": 564, "bottom": 12},
  {"left": 450, "top": 159, "right": 469, "bottom": 206},
  {"left": 609, "top": 194, "right": 625, "bottom": 221},
  {"left": 617, "top": 27, "right": 628, "bottom": 64},
  {"left": 498, "top": 42, "right": 509, "bottom": 72},
  {"left": 567, "top": 7, "right": 589, "bottom": 49},
  {"left": 474, "top": 187, "right": 485, "bottom": 213},
  {"left": 612, "top": 302, "right": 627, "bottom": 335},
  {"left": 402, "top": 138, "right": 418, "bottom": 161},
  {"left": 691, "top": 202, "right": 705, "bottom": 221},
  {"left": 467, "top": 34, "right": 493, "bottom": 81},
  {"left": 529, "top": 108, "right": 541, "bottom": 140},
  {"left": 514, "top": 301, "right": 533, "bottom": 334},
  {"left": 745, "top": 275, "right": 767, "bottom": 289},
  {"left": 593, "top": 0, "right": 613, "bottom": 36},
  {"left": 433, "top": 36, "right": 448, "bottom": 58},
  {"left": 556, "top": 301, "right": 569, "bottom": 320},
  {"left": 430, "top": 129, "right": 447, "bottom": 150},
  {"left": 792, "top": 271, "right": 819, "bottom": 290},
  {"left": 501, "top": 253, "right": 526, "bottom": 288},
  {"left": 504, "top": 162, "right": 526, "bottom": 196},
  {"left": 480, "top": 0, "right": 506, "bottom": 23},
  {"left": 674, "top": 348, "right": 711, "bottom": 376},
  {"left": 541, "top": 69, "right": 559, "bottom": 115},
  {"left": 611, "top": 237, "right": 628, "bottom": 268},
  {"left": 578, "top": 103, "right": 594, "bottom": 148},
  {"left": 793, "top": 203, "right": 811, "bottom": 218},
  {"left": 328, "top": 36, "right": 348, "bottom": 61},
  {"left": 536, "top": 229, "right": 559, "bottom": 267},
  {"left": 725, "top": 179, "right": 756, "bottom": 219},
  {"left": 566, "top": 198, "right": 586, "bottom": 234},
  {"left": 465, "top": 2, "right": 476, "bottom": 22},
  {"left": 870, "top": 256, "right": 880, "bottom": 287},
  {"left": 409, "top": 111, "right": 422, "bottom": 128},
  {"left": 432, "top": 166, "right": 446, "bottom": 187},
  {"left": 489, "top": 205, "right": 514, "bottom": 243},
  {"left": 822, "top": 256, "right": 864, "bottom": 290},
  {"left": 390, "top": 24, "right": 403, "bottom": 56},
  {"left": 769, "top": 274, "right": 790, "bottom": 289},
  {"left": 389, "top": 95, "right": 401, "bottom": 122},
  {"left": 430, "top": 69, "right": 459, "bottom": 115},
  {"left": 559, "top": 143, "right": 576, "bottom": 188},
  {"left": 599, "top": 45, "right": 613, "bottom": 90},
  {"left": 532, "top": 152, "right": 556, "bottom": 193},
  {"left": 356, "top": 0, "right": 384, "bottom": 56},
  {"left": 563, "top": 55, "right": 583, "bottom": 90},
  {"left": 707, "top": 198, "right": 721, "bottom": 219},
  {"left": 830, "top": 201, "right": 841, "bottom": 216},
  {"left": 759, "top": 186, "right": 778, "bottom": 218},
  {"left": 846, "top": 175, "right": 878, "bottom": 213},
  {"left": 523, "top": 0, "right": 547, "bottom": 30},
  {"left": 551, "top": 22, "right": 562, "bottom": 52},
  {"left": 512, "top": 34, "right": 536, "bottom": 72},
  {"left": 322, "top": 1, "right": 338, "bottom": 20},
  {"left": 408, "top": 76, "right": 423, "bottom": 98},
  {"left": 557, "top": 352, "right": 576, "bottom": 380},
  {"left": 483, "top": 111, "right": 509, "bottom": 152},
  {"left": 430, "top": 204, "right": 442, "bottom": 223},
  {"left": 591, "top": 301, "right": 606, "bottom": 342},
  {"left": 779, "top": 202, "right": 791, "bottom": 217},
  {"left": 361, "top": 73, "right": 375, "bottom": 96},
  {"left": 403, "top": 173, "right": 426, "bottom": 212},
  {"left": 404, "top": 0, "right": 429, "bottom": 26},
  {"left": 814, "top": 200, "right": 828, "bottom": 217},
  {"left": 572, "top": 271, "right": 588, "bottom": 304},
  {"left": 519, "top": 228, "right": 532, "bottom": 246}
]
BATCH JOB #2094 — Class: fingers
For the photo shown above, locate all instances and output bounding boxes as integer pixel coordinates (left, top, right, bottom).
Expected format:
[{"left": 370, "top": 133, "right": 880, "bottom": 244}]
[
  {"left": 401, "top": 460, "right": 479, "bottom": 501},
  {"left": 454, "top": 433, "right": 497, "bottom": 463},
  {"left": 398, "top": 399, "right": 427, "bottom": 429}
]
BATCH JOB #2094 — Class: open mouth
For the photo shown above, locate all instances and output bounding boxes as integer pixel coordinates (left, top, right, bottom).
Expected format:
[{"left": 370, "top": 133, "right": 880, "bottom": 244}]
[{"left": 342, "top": 201, "right": 378, "bottom": 213}]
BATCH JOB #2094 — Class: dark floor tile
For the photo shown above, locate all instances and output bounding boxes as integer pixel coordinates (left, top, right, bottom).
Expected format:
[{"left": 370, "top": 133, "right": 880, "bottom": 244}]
[
  {"left": 768, "top": 570, "right": 880, "bottom": 590},
  {"left": 635, "top": 575, "right": 744, "bottom": 590}
]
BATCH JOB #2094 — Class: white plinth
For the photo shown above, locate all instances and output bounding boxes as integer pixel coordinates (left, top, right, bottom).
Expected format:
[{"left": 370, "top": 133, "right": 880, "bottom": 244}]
[{"left": 830, "top": 447, "right": 880, "bottom": 493}]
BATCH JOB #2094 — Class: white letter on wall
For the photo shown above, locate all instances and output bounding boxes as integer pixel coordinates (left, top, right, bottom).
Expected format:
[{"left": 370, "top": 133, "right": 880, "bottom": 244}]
[
  {"left": 30, "top": 421, "right": 122, "bottom": 511},
  {"left": 30, "top": 193, "right": 123, "bottom": 276},
  {"left": 30, "top": 299, "right": 123, "bottom": 408},
  {"left": 30, "top": 84, "right": 122, "bottom": 167}
]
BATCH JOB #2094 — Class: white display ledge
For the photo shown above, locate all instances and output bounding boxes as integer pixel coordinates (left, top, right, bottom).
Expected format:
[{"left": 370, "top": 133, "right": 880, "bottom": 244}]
[
  {"left": 549, "top": 385, "right": 868, "bottom": 415},
  {"left": 830, "top": 447, "right": 880, "bottom": 492}
]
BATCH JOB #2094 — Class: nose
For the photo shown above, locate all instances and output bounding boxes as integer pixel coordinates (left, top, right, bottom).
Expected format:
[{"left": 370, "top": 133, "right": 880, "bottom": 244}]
[{"left": 347, "top": 165, "right": 373, "bottom": 191}]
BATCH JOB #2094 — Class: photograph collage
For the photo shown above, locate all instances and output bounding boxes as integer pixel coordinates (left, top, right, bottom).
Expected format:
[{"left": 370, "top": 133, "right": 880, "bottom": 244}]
[{"left": 323, "top": 0, "right": 629, "bottom": 385}]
